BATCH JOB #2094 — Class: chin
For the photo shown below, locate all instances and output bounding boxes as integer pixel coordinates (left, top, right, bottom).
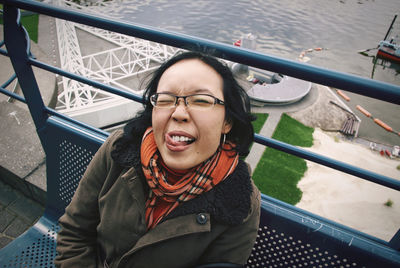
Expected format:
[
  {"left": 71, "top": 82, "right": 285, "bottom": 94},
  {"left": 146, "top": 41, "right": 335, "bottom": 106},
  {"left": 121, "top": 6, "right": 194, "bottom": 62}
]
[
  {"left": 165, "top": 161, "right": 191, "bottom": 170},
  {"left": 163, "top": 156, "right": 199, "bottom": 170}
]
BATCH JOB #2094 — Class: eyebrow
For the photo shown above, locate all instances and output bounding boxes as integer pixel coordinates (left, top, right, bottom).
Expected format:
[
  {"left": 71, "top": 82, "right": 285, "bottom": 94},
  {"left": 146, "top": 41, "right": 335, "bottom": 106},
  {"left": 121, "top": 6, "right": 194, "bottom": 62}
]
[
  {"left": 157, "top": 88, "right": 216, "bottom": 95},
  {"left": 192, "top": 88, "right": 215, "bottom": 95}
]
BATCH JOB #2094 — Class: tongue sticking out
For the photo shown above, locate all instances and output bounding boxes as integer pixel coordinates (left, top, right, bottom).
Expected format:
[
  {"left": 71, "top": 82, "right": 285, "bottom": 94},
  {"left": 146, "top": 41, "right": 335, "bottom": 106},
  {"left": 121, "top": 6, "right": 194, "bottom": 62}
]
[{"left": 165, "top": 133, "right": 196, "bottom": 152}]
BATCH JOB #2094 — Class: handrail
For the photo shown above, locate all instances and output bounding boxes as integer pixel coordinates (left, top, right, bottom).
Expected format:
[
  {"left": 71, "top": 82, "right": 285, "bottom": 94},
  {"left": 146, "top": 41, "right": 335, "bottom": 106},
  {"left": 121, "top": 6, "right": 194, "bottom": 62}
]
[
  {"left": 254, "top": 134, "right": 400, "bottom": 191},
  {"left": 2, "top": 0, "right": 400, "bottom": 105},
  {"left": 0, "top": 1, "right": 399, "bottom": 195}
]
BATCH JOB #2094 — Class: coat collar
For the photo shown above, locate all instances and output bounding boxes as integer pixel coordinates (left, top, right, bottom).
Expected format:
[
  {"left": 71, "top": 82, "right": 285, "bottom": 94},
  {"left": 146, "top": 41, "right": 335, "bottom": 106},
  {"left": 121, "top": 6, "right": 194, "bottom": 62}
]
[
  {"left": 114, "top": 135, "right": 253, "bottom": 227},
  {"left": 163, "top": 160, "right": 253, "bottom": 226}
]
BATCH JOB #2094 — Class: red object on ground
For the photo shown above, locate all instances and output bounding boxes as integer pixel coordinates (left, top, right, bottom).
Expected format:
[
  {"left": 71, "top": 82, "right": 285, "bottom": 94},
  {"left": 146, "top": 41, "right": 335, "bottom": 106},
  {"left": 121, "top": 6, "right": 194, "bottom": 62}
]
[
  {"left": 356, "top": 105, "right": 371, "bottom": 118},
  {"left": 373, "top": 118, "right": 393, "bottom": 132},
  {"left": 336, "top": 90, "right": 350, "bottom": 101}
]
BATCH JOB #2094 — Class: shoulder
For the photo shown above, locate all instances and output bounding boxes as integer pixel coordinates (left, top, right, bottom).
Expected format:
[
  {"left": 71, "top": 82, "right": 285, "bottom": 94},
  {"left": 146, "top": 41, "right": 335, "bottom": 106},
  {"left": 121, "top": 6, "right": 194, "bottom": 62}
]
[
  {"left": 246, "top": 179, "right": 261, "bottom": 223},
  {"left": 215, "top": 160, "right": 259, "bottom": 224},
  {"left": 100, "top": 129, "right": 124, "bottom": 152}
]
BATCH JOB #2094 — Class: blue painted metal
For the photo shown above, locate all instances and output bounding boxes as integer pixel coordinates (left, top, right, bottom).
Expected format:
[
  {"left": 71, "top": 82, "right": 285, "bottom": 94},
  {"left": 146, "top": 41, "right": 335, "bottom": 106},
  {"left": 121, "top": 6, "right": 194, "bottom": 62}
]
[
  {"left": 252, "top": 194, "right": 400, "bottom": 266},
  {"left": 254, "top": 134, "right": 400, "bottom": 191},
  {"left": 0, "top": 0, "right": 399, "bottom": 266},
  {"left": 2, "top": 0, "right": 400, "bottom": 104},
  {"left": 0, "top": 86, "right": 26, "bottom": 103},
  {"left": 2, "top": 5, "right": 47, "bottom": 133},
  {"left": 0, "top": 0, "right": 398, "bottom": 209},
  {"left": 27, "top": 54, "right": 400, "bottom": 190},
  {"left": 44, "top": 106, "right": 110, "bottom": 137},
  {"left": 1, "top": 73, "right": 17, "bottom": 89},
  {"left": 0, "top": 47, "right": 7, "bottom": 56}
]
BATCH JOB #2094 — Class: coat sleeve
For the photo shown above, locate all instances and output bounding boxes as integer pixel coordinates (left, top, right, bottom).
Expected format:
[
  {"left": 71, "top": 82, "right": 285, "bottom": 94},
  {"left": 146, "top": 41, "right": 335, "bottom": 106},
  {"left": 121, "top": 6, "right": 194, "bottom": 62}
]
[
  {"left": 54, "top": 130, "right": 122, "bottom": 268},
  {"left": 199, "top": 183, "right": 261, "bottom": 265}
]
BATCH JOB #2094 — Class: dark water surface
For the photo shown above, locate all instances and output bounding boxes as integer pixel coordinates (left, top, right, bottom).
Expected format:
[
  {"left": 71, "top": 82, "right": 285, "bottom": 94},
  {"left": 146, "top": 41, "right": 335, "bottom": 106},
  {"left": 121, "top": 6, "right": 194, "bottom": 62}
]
[{"left": 114, "top": 0, "right": 400, "bottom": 145}]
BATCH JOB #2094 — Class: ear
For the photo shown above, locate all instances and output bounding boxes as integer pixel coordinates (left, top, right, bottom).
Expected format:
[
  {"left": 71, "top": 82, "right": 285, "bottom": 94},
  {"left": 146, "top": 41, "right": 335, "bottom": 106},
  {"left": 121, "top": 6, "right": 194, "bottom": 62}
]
[{"left": 222, "top": 119, "right": 233, "bottom": 134}]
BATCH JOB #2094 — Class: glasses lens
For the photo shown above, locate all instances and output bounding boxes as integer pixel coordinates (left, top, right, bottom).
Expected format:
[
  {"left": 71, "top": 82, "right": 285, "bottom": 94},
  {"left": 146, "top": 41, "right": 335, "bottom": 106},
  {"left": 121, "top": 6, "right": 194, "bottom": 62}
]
[
  {"left": 152, "top": 94, "right": 175, "bottom": 107},
  {"left": 187, "top": 95, "right": 215, "bottom": 109}
]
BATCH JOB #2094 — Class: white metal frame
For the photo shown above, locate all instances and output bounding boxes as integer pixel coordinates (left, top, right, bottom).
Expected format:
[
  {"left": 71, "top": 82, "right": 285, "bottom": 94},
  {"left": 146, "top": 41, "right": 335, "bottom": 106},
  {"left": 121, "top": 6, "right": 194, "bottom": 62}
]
[{"left": 49, "top": 0, "right": 177, "bottom": 114}]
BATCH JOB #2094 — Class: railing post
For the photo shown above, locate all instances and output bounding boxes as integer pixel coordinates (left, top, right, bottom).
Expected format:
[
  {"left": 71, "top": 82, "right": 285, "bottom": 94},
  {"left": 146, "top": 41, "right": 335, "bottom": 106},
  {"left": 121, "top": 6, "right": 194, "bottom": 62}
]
[{"left": 3, "top": 4, "right": 48, "bottom": 132}]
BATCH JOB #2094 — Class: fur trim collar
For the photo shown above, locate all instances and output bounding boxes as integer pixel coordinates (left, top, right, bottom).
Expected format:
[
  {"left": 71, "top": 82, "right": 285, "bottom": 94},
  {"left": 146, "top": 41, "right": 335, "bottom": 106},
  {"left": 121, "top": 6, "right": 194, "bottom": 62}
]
[
  {"left": 112, "top": 135, "right": 253, "bottom": 226},
  {"left": 163, "top": 160, "right": 252, "bottom": 226}
]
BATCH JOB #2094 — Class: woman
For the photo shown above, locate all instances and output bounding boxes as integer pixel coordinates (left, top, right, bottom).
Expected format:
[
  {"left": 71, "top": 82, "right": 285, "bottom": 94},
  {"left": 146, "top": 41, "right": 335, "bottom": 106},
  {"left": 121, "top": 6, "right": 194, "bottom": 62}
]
[{"left": 55, "top": 51, "right": 261, "bottom": 268}]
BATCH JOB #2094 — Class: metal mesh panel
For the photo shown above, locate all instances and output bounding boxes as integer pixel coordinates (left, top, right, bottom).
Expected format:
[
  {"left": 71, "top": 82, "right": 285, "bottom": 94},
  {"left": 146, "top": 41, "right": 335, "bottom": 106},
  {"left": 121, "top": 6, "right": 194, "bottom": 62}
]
[
  {"left": 1, "top": 224, "right": 60, "bottom": 268},
  {"left": 246, "top": 225, "right": 360, "bottom": 268},
  {"left": 58, "top": 140, "right": 94, "bottom": 206}
]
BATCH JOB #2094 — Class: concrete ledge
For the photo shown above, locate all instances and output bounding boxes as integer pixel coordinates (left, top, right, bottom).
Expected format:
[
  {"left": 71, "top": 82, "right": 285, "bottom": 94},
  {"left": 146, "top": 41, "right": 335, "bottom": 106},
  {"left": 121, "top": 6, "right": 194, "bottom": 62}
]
[
  {"left": 0, "top": 101, "right": 46, "bottom": 205},
  {"left": 0, "top": 20, "right": 57, "bottom": 205}
]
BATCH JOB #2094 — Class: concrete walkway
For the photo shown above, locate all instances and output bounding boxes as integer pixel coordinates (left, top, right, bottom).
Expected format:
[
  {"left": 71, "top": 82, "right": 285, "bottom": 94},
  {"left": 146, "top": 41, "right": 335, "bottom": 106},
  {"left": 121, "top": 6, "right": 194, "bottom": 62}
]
[{"left": 247, "top": 111, "right": 282, "bottom": 174}]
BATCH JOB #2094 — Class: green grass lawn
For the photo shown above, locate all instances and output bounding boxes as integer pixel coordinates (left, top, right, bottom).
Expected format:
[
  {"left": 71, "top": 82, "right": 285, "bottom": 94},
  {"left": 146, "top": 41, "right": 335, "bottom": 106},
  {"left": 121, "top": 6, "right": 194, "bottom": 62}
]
[
  {"left": 0, "top": 9, "right": 39, "bottom": 43},
  {"left": 252, "top": 113, "right": 314, "bottom": 205},
  {"left": 252, "top": 113, "right": 269, "bottom": 134},
  {"left": 244, "top": 113, "right": 269, "bottom": 157}
]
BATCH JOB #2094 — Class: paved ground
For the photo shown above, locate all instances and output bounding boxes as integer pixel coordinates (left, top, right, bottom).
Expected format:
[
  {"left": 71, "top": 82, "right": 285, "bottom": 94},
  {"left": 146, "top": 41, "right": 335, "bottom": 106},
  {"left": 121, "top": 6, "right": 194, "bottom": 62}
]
[{"left": 0, "top": 179, "right": 44, "bottom": 249}]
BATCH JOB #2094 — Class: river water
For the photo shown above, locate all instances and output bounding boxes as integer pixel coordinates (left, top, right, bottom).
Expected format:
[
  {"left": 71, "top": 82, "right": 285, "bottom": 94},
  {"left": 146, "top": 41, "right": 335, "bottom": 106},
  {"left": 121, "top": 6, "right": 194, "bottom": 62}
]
[{"left": 113, "top": 0, "right": 400, "bottom": 145}]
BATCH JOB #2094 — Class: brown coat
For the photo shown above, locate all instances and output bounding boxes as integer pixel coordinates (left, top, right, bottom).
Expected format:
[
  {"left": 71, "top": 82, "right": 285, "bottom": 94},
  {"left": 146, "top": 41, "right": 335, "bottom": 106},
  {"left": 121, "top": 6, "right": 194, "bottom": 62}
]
[{"left": 55, "top": 130, "right": 261, "bottom": 268}]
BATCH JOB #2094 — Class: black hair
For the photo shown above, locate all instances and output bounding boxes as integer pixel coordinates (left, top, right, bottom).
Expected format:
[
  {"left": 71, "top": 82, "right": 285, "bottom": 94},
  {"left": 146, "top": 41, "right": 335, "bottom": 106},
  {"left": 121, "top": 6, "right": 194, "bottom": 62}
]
[{"left": 112, "top": 51, "right": 255, "bottom": 166}]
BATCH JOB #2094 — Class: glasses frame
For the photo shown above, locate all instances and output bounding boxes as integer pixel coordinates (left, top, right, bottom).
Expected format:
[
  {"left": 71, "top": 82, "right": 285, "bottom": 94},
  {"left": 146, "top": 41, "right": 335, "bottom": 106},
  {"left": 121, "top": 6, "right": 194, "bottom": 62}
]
[{"left": 150, "top": 93, "right": 225, "bottom": 109}]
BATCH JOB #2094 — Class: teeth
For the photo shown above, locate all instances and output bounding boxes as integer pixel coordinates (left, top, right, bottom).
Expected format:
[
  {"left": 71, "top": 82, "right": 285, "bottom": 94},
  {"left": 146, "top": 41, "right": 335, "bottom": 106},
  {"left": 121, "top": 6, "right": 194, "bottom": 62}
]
[{"left": 172, "top": 135, "right": 193, "bottom": 142}]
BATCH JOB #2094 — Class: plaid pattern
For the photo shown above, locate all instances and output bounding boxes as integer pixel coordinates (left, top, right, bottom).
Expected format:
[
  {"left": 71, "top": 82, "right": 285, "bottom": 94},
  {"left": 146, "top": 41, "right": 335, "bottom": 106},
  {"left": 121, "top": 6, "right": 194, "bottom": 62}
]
[{"left": 141, "top": 127, "right": 239, "bottom": 229}]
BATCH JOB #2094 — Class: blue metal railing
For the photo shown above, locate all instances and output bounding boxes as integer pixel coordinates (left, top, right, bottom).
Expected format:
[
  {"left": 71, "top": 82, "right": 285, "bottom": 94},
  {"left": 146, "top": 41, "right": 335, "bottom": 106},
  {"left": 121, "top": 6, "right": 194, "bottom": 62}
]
[
  {"left": 1, "top": 0, "right": 399, "bottom": 191},
  {"left": 1, "top": 0, "right": 400, "bottom": 218},
  {"left": 3, "top": 0, "right": 400, "bottom": 105}
]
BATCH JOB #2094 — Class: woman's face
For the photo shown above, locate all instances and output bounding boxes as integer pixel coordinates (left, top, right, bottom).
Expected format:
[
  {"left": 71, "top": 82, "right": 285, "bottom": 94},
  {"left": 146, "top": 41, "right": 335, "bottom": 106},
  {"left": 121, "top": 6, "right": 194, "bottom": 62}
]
[{"left": 152, "top": 59, "right": 232, "bottom": 170}]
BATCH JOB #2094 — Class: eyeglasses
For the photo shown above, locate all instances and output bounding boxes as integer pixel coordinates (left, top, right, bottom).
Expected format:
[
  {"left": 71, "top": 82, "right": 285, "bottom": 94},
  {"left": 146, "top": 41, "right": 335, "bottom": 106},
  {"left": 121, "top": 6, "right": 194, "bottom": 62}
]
[{"left": 150, "top": 93, "right": 225, "bottom": 110}]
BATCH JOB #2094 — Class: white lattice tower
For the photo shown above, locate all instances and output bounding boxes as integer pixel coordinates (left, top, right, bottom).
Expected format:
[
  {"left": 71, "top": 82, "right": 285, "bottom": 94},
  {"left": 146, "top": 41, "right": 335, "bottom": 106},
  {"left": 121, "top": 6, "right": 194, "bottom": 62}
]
[
  {"left": 48, "top": 0, "right": 177, "bottom": 114},
  {"left": 56, "top": 14, "right": 112, "bottom": 111},
  {"left": 76, "top": 24, "right": 177, "bottom": 63}
]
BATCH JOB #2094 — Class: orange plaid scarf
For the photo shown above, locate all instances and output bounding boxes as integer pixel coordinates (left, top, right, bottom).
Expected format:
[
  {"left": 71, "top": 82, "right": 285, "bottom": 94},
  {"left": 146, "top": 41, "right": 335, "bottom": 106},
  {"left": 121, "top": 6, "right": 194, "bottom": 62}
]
[{"left": 141, "top": 127, "right": 239, "bottom": 230}]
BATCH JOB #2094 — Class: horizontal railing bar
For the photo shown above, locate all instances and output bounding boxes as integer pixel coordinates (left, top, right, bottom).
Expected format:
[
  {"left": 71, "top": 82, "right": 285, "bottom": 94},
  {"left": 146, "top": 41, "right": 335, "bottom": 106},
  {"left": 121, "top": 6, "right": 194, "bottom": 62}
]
[
  {"left": 1, "top": 73, "right": 17, "bottom": 89},
  {"left": 254, "top": 134, "right": 400, "bottom": 191},
  {"left": 44, "top": 107, "right": 110, "bottom": 137},
  {"left": 260, "top": 193, "right": 391, "bottom": 246},
  {"left": 3, "top": 0, "right": 400, "bottom": 105},
  {"left": 1, "top": 1, "right": 399, "bottom": 193},
  {"left": 29, "top": 57, "right": 399, "bottom": 191},
  {"left": 29, "top": 58, "right": 145, "bottom": 104},
  {"left": 0, "top": 48, "right": 8, "bottom": 56},
  {"left": 0, "top": 86, "right": 26, "bottom": 103},
  {"left": 0, "top": 85, "right": 109, "bottom": 135},
  {"left": 17, "top": 7, "right": 398, "bottom": 192}
]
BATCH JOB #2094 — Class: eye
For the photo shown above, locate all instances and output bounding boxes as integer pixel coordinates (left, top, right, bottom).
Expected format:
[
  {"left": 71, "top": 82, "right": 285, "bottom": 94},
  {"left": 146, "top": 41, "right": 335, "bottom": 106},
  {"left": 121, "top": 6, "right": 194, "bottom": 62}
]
[
  {"left": 190, "top": 95, "right": 214, "bottom": 106},
  {"left": 155, "top": 94, "right": 175, "bottom": 106}
]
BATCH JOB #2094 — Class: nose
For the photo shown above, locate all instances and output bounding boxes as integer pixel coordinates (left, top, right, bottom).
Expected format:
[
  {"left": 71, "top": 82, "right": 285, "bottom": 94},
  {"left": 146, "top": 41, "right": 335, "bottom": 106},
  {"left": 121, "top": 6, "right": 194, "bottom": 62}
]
[{"left": 171, "top": 98, "right": 190, "bottom": 122}]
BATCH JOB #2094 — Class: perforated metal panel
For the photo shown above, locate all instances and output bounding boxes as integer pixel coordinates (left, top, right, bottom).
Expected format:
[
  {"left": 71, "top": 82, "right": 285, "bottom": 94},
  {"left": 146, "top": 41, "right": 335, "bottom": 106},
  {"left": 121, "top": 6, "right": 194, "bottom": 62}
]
[
  {"left": 58, "top": 140, "right": 95, "bottom": 207},
  {"left": 1, "top": 223, "right": 60, "bottom": 268},
  {"left": 246, "top": 225, "right": 360, "bottom": 268}
]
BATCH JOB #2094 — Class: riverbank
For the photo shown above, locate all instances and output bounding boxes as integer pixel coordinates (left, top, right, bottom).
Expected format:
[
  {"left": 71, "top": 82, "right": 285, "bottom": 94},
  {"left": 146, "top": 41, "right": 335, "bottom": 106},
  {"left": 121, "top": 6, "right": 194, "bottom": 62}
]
[{"left": 297, "top": 128, "right": 400, "bottom": 241}]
